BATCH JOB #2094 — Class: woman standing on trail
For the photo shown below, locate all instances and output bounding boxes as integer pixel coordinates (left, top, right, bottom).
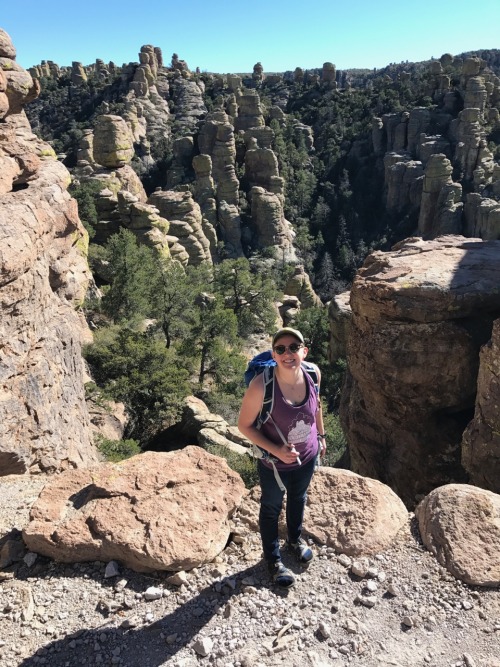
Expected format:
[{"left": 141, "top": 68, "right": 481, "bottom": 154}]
[{"left": 238, "top": 328, "right": 326, "bottom": 588}]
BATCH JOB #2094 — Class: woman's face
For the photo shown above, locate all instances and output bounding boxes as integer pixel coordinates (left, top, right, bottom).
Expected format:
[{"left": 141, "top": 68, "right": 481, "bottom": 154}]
[{"left": 272, "top": 335, "right": 308, "bottom": 370}]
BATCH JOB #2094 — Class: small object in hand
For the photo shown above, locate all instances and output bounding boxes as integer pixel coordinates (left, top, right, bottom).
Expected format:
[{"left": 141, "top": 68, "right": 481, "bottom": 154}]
[{"left": 290, "top": 444, "right": 301, "bottom": 465}]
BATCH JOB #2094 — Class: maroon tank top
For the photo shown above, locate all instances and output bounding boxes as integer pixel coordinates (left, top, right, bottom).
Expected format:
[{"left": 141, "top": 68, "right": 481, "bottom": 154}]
[{"left": 260, "top": 369, "right": 319, "bottom": 471}]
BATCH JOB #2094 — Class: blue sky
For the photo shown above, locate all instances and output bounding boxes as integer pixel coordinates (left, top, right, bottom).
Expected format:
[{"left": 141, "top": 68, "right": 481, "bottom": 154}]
[{"left": 3, "top": 1, "right": 500, "bottom": 74}]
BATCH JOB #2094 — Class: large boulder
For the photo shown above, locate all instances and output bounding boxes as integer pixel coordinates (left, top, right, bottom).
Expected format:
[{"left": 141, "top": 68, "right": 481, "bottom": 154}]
[
  {"left": 23, "top": 448, "right": 246, "bottom": 572},
  {"left": 415, "top": 484, "right": 500, "bottom": 587},
  {"left": 340, "top": 235, "right": 500, "bottom": 507},
  {"left": 239, "top": 467, "right": 409, "bottom": 556},
  {"left": 306, "top": 468, "right": 408, "bottom": 555}
]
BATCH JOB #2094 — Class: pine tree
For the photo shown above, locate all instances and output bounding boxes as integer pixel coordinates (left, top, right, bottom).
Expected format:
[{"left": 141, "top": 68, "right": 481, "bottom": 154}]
[{"left": 102, "top": 229, "right": 158, "bottom": 323}]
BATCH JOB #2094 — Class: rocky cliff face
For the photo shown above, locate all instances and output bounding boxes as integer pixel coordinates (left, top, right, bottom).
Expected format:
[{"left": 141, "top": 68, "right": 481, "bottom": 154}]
[
  {"left": 462, "top": 319, "right": 500, "bottom": 492},
  {"left": 0, "top": 29, "right": 98, "bottom": 475},
  {"left": 340, "top": 235, "right": 500, "bottom": 507}
]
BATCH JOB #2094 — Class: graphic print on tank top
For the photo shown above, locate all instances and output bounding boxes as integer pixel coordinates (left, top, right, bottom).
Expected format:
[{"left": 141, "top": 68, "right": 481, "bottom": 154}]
[{"left": 287, "top": 412, "right": 314, "bottom": 446}]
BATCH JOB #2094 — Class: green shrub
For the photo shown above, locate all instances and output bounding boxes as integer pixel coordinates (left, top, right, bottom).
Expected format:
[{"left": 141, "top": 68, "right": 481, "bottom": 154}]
[
  {"left": 69, "top": 180, "right": 103, "bottom": 239},
  {"left": 321, "top": 411, "right": 347, "bottom": 467},
  {"left": 203, "top": 389, "right": 244, "bottom": 425},
  {"left": 95, "top": 435, "right": 141, "bottom": 462},
  {"left": 205, "top": 444, "right": 259, "bottom": 489}
]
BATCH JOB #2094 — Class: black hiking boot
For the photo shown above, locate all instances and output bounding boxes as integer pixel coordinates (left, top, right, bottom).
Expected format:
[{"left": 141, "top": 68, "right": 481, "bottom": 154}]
[
  {"left": 286, "top": 537, "right": 313, "bottom": 564},
  {"left": 268, "top": 560, "right": 295, "bottom": 588}
]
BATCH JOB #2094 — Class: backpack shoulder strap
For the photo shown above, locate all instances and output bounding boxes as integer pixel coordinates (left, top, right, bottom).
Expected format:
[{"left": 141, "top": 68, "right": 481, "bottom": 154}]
[
  {"left": 256, "top": 365, "right": 275, "bottom": 428},
  {"left": 301, "top": 361, "right": 320, "bottom": 395},
  {"left": 256, "top": 362, "right": 319, "bottom": 429}
]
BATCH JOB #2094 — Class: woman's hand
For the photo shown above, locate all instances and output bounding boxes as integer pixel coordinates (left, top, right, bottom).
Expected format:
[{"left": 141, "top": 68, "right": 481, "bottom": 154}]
[
  {"left": 274, "top": 443, "right": 301, "bottom": 464},
  {"left": 319, "top": 437, "right": 326, "bottom": 458}
]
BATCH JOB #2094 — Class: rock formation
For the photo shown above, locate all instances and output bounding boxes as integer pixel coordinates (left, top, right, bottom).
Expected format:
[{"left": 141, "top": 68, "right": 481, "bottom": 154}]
[
  {"left": 462, "top": 319, "right": 500, "bottom": 492},
  {"left": 384, "top": 153, "right": 424, "bottom": 215},
  {"left": 244, "top": 139, "right": 280, "bottom": 190},
  {"left": 166, "top": 135, "right": 195, "bottom": 188},
  {"left": 93, "top": 114, "right": 135, "bottom": 168},
  {"left": 252, "top": 62, "right": 264, "bottom": 84},
  {"left": 417, "top": 154, "right": 463, "bottom": 237},
  {"left": 305, "top": 468, "right": 408, "bottom": 556},
  {"left": 250, "top": 186, "right": 297, "bottom": 261},
  {"left": 23, "top": 448, "right": 246, "bottom": 572},
  {"left": 175, "top": 396, "right": 249, "bottom": 455},
  {"left": 234, "top": 91, "right": 265, "bottom": 132},
  {"left": 169, "top": 76, "right": 207, "bottom": 130},
  {"left": 198, "top": 111, "right": 239, "bottom": 207},
  {"left": 340, "top": 235, "right": 500, "bottom": 507},
  {"left": 370, "top": 54, "right": 500, "bottom": 242},
  {"left": 71, "top": 61, "right": 87, "bottom": 85},
  {"left": 148, "top": 189, "right": 215, "bottom": 265},
  {"left": 321, "top": 62, "right": 337, "bottom": 87},
  {"left": 328, "top": 291, "right": 352, "bottom": 363},
  {"left": 0, "top": 29, "right": 98, "bottom": 475},
  {"left": 283, "top": 265, "right": 322, "bottom": 308},
  {"left": 192, "top": 153, "right": 217, "bottom": 227},
  {"left": 117, "top": 192, "right": 171, "bottom": 259},
  {"left": 464, "top": 192, "right": 500, "bottom": 239},
  {"left": 415, "top": 484, "right": 500, "bottom": 586},
  {"left": 218, "top": 200, "right": 244, "bottom": 258}
]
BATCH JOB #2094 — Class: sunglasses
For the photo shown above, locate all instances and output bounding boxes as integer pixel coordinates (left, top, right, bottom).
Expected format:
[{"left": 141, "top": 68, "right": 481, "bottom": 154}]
[{"left": 273, "top": 343, "right": 304, "bottom": 355}]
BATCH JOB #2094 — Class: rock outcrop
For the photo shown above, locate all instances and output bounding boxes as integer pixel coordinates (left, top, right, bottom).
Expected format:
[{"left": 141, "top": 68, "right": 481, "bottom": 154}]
[
  {"left": 23, "top": 448, "right": 246, "bottom": 572},
  {"left": 462, "top": 319, "right": 500, "bottom": 492},
  {"left": 197, "top": 111, "right": 239, "bottom": 207},
  {"left": 328, "top": 291, "right": 352, "bottom": 362},
  {"left": 283, "top": 265, "right": 322, "bottom": 308},
  {"left": 234, "top": 91, "right": 265, "bottom": 132},
  {"left": 417, "top": 154, "right": 463, "bottom": 237},
  {"left": 0, "top": 29, "right": 98, "bottom": 475},
  {"left": 250, "top": 186, "right": 297, "bottom": 261},
  {"left": 167, "top": 396, "right": 249, "bottom": 456},
  {"left": 340, "top": 235, "right": 500, "bottom": 506},
  {"left": 384, "top": 153, "right": 424, "bottom": 215},
  {"left": 169, "top": 76, "right": 207, "bottom": 130},
  {"left": 244, "top": 140, "right": 280, "bottom": 191},
  {"left": 218, "top": 200, "right": 244, "bottom": 258},
  {"left": 93, "top": 115, "right": 135, "bottom": 168},
  {"left": 148, "top": 189, "right": 215, "bottom": 265}
]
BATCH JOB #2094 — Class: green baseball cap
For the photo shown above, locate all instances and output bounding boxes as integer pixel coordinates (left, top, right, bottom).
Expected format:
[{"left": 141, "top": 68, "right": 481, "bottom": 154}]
[{"left": 272, "top": 328, "right": 305, "bottom": 346}]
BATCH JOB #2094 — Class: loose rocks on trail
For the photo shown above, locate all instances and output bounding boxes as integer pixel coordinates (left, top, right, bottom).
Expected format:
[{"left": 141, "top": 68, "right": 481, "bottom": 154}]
[{"left": 0, "top": 474, "right": 499, "bottom": 667}]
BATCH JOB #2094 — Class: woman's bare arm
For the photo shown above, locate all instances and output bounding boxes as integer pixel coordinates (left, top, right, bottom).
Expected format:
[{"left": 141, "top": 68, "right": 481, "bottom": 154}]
[{"left": 238, "top": 376, "right": 299, "bottom": 464}]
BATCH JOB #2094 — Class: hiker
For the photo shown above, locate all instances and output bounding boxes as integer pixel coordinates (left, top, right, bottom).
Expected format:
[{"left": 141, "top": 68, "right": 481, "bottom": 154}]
[{"left": 238, "top": 327, "right": 326, "bottom": 588}]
